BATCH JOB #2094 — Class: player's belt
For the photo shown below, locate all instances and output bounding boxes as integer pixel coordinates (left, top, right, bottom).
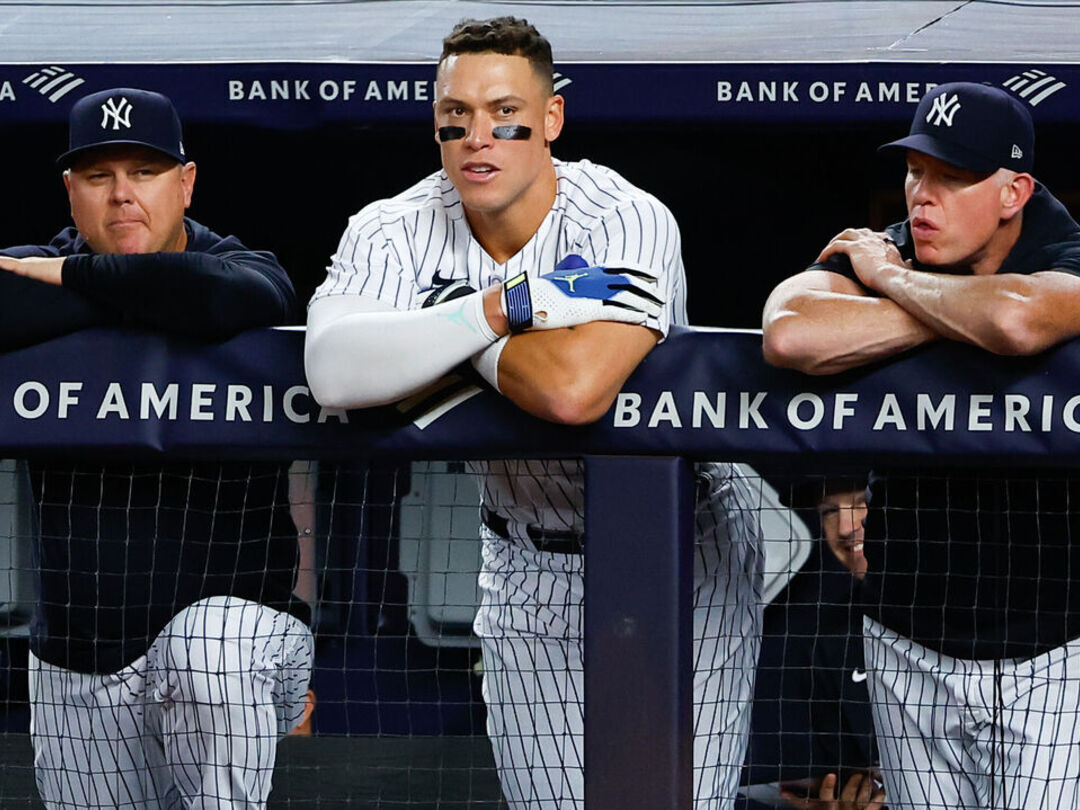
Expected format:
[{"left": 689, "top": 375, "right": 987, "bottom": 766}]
[{"left": 481, "top": 507, "right": 584, "bottom": 555}]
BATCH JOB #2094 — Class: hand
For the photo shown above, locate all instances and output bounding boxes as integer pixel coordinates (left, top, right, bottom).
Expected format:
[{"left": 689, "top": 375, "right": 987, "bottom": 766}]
[
  {"left": 0, "top": 255, "right": 65, "bottom": 286},
  {"left": 780, "top": 771, "right": 886, "bottom": 810},
  {"left": 501, "top": 256, "right": 663, "bottom": 333},
  {"left": 816, "top": 228, "right": 909, "bottom": 292}
]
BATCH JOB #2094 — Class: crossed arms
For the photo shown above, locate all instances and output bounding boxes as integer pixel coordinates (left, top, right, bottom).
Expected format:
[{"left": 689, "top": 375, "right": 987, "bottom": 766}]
[
  {"left": 0, "top": 239, "right": 296, "bottom": 349},
  {"left": 305, "top": 286, "right": 658, "bottom": 425},
  {"left": 761, "top": 228, "right": 1080, "bottom": 375}
]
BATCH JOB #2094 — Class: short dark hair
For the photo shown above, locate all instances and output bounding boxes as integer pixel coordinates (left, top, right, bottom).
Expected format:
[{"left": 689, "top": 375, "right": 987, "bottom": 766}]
[{"left": 440, "top": 17, "right": 554, "bottom": 94}]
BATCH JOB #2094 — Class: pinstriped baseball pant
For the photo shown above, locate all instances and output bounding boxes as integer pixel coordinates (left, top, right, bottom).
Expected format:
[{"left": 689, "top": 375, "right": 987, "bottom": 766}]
[
  {"left": 474, "top": 487, "right": 763, "bottom": 810},
  {"left": 29, "top": 596, "right": 313, "bottom": 810},
  {"left": 864, "top": 616, "right": 1080, "bottom": 810}
]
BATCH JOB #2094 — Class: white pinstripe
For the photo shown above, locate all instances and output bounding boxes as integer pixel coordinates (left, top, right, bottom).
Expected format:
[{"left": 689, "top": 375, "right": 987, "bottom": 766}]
[
  {"left": 864, "top": 616, "right": 1080, "bottom": 810},
  {"left": 29, "top": 597, "right": 313, "bottom": 810},
  {"left": 473, "top": 466, "right": 763, "bottom": 809},
  {"left": 316, "top": 158, "right": 758, "bottom": 808}
]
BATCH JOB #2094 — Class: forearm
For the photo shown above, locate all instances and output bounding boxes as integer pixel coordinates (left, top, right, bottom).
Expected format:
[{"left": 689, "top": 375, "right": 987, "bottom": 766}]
[
  {"left": 763, "top": 286, "right": 938, "bottom": 375},
  {"left": 305, "top": 291, "right": 499, "bottom": 408},
  {"left": 62, "top": 251, "right": 296, "bottom": 337},
  {"left": 494, "top": 322, "right": 658, "bottom": 424},
  {"left": 870, "top": 265, "right": 1073, "bottom": 355}
]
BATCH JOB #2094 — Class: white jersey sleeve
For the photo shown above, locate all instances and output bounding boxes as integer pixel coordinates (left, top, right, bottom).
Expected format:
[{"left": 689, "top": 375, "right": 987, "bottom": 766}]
[
  {"left": 304, "top": 176, "right": 502, "bottom": 408},
  {"left": 311, "top": 201, "right": 415, "bottom": 310},
  {"left": 554, "top": 161, "right": 688, "bottom": 336}
]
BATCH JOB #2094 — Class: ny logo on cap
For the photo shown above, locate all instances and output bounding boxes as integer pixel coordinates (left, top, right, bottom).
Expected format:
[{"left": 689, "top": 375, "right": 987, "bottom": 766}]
[
  {"left": 100, "top": 96, "right": 133, "bottom": 131},
  {"left": 926, "top": 93, "right": 962, "bottom": 127}
]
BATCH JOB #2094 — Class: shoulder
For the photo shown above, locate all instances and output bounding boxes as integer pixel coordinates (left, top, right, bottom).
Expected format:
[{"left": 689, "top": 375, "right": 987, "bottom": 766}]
[
  {"left": 1007, "top": 183, "right": 1080, "bottom": 275},
  {"left": 558, "top": 159, "right": 673, "bottom": 214},
  {"left": 343, "top": 170, "right": 458, "bottom": 242},
  {"left": 556, "top": 159, "right": 677, "bottom": 229},
  {"left": 183, "top": 217, "right": 282, "bottom": 263},
  {"left": 1, "top": 227, "right": 85, "bottom": 258},
  {"left": 183, "top": 218, "right": 235, "bottom": 251},
  {"left": 1024, "top": 183, "right": 1079, "bottom": 233}
]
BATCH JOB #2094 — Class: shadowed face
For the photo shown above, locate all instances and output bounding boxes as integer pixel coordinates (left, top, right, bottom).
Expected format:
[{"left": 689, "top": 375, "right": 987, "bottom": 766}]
[
  {"left": 65, "top": 144, "right": 195, "bottom": 255},
  {"left": 434, "top": 52, "right": 563, "bottom": 228},
  {"left": 818, "top": 488, "right": 868, "bottom": 578}
]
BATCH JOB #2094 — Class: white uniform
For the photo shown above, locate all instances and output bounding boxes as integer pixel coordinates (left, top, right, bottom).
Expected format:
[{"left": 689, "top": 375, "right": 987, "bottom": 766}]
[
  {"left": 314, "top": 159, "right": 763, "bottom": 809},
  {"left": 29, "top": 597, "right": 313, "bottom": 810}
]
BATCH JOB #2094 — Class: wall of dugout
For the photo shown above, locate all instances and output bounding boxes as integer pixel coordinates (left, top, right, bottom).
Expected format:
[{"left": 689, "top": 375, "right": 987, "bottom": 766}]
[{"left": 3, "top": 326, "right": 1080, "bottom": 806}]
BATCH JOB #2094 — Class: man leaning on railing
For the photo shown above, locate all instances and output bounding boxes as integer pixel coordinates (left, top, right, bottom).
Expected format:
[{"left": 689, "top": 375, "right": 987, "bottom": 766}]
[{"left": 0, "top": 87, "right": 313, "bottom": 810}]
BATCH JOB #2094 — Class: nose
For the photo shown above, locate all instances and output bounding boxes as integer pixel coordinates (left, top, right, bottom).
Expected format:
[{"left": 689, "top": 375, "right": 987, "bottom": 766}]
[
  {"left": 837, "top": 503, "right": 867, "bottom": 541},
  {"left": 464, "top": 114, "right": 494, "bottom": 150},
  {"left": 110, "top": 171, "right": 135, "bottom": 204},
  {"left": 909, "top": 174, "right": 938, "bottom": 208}
]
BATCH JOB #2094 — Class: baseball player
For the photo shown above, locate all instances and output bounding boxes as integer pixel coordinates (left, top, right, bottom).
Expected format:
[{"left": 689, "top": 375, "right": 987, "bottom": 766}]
[
  {"left": 305, "top": 17, "right": 762, "bottom": 809},
  {"left": 0, "top": 88, "right": 313, "bottom": 808},
  {"left": 762, "top": 82, "right": 1080, "bottom": 809}
]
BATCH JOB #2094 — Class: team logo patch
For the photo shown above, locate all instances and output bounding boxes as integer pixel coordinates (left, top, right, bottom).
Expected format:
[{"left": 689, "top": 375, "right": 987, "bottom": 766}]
[
  {"left": 926, "top": 93, "right": 961, "bottom": 127},
  {"left": 100, "top": 96, "right": 133, "bottom": 130}
]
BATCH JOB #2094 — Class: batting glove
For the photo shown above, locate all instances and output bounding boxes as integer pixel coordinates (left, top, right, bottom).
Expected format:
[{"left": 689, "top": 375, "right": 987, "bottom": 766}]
[{"left": 502, "top": 255, "right": 663, "bottom": 333}]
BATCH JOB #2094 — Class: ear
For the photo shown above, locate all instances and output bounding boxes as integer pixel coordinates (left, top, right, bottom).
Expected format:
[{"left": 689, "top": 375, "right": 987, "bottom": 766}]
[
  {"left": 544, "top": 94, "right": 565, "bottom": 145},
  {"left": 62, "top": 170, "right": 72, "bottom": 194},
  {"left": 181, "top": 162, "right": 197, "bottom": 210},
  {"left": 1000, "top": 172, "right": 1034, "bottom": 221}
]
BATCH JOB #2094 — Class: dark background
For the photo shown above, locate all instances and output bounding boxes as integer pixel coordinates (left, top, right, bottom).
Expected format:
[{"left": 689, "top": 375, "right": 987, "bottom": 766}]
[{"left": 4, "top": 119, "right": 1080, "bottom": 328}]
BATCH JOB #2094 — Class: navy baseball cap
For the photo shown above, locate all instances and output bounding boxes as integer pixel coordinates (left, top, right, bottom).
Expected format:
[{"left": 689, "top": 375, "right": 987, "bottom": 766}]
[
  {"left": 57, "top": 87, "right": 187, "bottom": 169},
  {"left": 879, "top": 82, "right": 1034, "bottom": 174}
]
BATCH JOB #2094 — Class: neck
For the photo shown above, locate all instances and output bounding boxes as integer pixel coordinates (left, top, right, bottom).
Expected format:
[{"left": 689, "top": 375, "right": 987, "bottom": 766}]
[
  {"left": 969, "top": 213, "right": 1024, "bottom": 276},
  {"left": 465, "top": 162, "right": 557, "bottom": 264}
]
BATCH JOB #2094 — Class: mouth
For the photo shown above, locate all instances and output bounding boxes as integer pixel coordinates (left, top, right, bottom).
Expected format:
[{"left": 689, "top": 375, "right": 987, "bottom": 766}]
[
  {"left": 911, "top": 217, "right": 938, "bottom": 239},
  {"left": 461, "top": 162, "right": 499, "bottom": 182}
]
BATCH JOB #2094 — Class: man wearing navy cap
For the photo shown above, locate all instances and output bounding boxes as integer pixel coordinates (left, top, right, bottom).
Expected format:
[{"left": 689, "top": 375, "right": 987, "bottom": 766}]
[
  {"left": 762, "top": 82, "right": 1080, "bottom": 809},
  {"left": 0, "top": 88, "right": 313, "bottom": 809}
]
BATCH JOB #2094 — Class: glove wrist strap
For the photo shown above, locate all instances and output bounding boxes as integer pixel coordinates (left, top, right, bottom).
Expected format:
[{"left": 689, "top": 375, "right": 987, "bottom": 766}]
[{"left": 502, "top": 273, "right": 533, "bottom": 333}]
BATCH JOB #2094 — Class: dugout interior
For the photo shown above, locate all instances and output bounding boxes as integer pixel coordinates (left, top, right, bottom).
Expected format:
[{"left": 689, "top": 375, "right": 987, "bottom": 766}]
[
  {"left": 3, "top": 0, "right": 1080, "bottom": 805},
  {"left": 2, "top": 1, "right": 1080, "bottom": 328}
]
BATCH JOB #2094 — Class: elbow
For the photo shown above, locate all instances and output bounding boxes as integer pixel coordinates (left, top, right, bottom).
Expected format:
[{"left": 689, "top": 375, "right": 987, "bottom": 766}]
[
  {"left": 545, "top": 396, "right": 611, "bottom": 426},
  {"left": 982, "top": 302, "right": 1050, "bottom": 356},
  {"left": 532, "top": 378, "right": 616, "bottom": 426},
  {"left": 761, "top": 320, "right": 827, "bottom": 375},
  {"left": 304, "top": 338, "right": 364, "bottom": 410}
]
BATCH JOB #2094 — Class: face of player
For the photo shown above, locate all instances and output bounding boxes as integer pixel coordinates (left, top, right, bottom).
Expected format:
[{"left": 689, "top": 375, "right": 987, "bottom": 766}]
[
  {"left": 904, "top": 151, "right": 1015, "bottom": 273},
  {"left": 64, "top": 145, "right": 195, "bottom": 255},
  {"left": 818, "top": 488, "right": 868, "bottom": 578},
  {"left": 434, "top": 53, "right": 564, "bottom": 232}
]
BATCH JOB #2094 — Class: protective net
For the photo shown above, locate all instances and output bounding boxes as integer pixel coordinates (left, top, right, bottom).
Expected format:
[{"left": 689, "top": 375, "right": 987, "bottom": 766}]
[{"left": 0, "top": 457, "right": 1069, "bottom": 809}]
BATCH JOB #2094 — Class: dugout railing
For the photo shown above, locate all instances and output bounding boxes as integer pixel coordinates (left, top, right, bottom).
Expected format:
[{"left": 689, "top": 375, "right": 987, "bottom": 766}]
[{"left": 3, "top": 325, "right": 1080, "bottom": 808}]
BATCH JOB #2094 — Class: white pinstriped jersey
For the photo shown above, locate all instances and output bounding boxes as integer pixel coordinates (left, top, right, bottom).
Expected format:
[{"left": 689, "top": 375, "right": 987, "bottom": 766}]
[{"left": 314, "top": 158, "right": 721, "bottom": 539}]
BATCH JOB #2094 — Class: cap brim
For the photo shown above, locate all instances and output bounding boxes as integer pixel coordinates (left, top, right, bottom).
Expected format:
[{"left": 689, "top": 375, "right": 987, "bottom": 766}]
[
  {"left": 878, "top": 133, "right": 999, "bottom": 174},
  {"left": 57, "top": 140, "right": 185, "bottom": 169}
]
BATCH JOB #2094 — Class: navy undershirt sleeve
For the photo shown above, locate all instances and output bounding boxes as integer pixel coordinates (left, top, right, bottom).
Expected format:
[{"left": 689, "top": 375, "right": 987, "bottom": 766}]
[
  {"left": 61, "top": 245, "right": 298, "bottom": 339},
  {"left": 0, "top": 246, "right": 113, "bottom": 351}
]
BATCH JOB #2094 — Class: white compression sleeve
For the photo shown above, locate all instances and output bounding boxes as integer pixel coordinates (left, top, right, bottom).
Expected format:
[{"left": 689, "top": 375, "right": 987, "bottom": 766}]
[
  {"left": 470, "top": 335, "right": 508, "bottom": 393},
  {"left": 305, "top": 291, "right": 499, "bottom": 408}
]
